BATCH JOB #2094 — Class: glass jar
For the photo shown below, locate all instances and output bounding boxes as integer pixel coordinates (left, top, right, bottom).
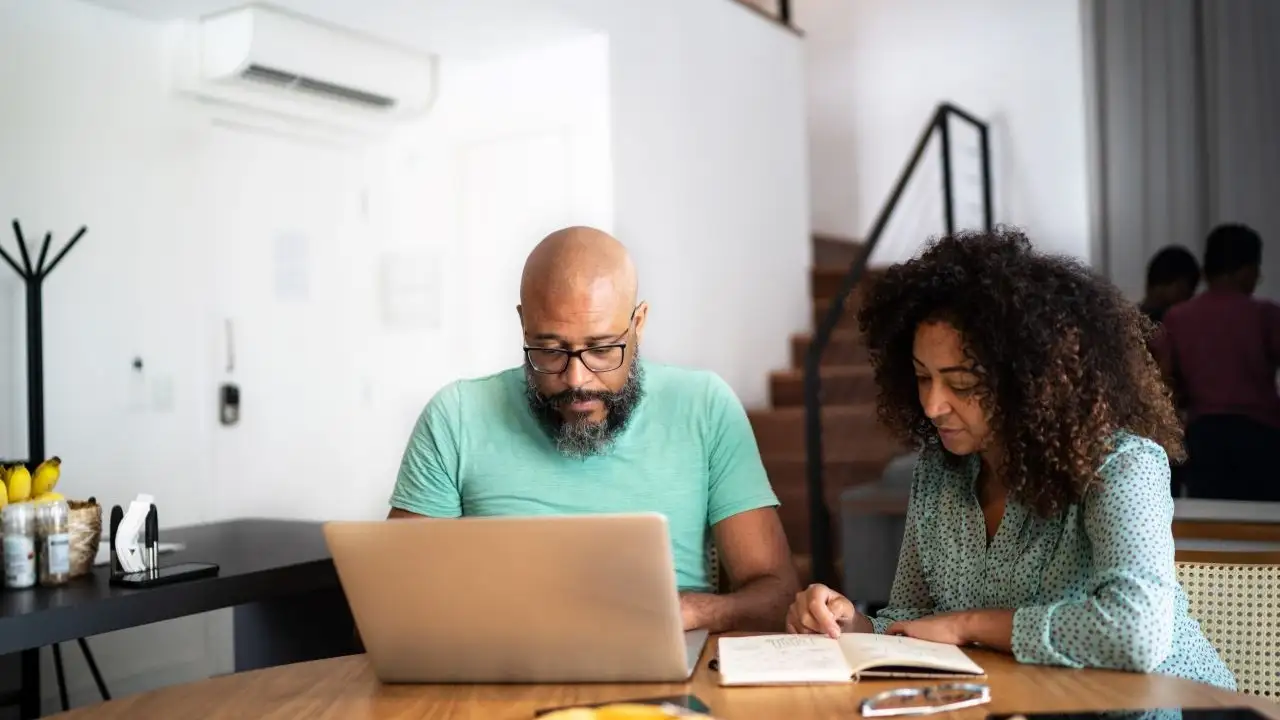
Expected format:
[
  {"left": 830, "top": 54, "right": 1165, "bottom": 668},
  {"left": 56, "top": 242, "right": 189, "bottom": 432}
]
[
  {"left": 3, "top": 503, "right": 38, "bottom": 589},
  {"left": 36, "top": 499, "right": 71, "bottom": 587}
]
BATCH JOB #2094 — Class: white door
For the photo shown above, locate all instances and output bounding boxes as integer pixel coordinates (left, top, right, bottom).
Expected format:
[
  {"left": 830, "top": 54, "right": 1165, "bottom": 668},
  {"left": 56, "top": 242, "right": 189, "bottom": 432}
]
[{"left": 204, "top": 126, "right": 370, "bottom": 522}]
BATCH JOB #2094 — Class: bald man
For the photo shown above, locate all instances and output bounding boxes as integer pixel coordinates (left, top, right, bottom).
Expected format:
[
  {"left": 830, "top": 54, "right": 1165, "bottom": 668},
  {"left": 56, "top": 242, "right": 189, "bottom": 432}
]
[{"left": 387, "top": 226, "right": 798, "bottom": 633}]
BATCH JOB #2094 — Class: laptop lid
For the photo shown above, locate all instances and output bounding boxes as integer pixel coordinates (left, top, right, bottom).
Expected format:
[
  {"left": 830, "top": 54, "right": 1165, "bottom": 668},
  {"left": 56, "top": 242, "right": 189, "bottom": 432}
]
[{"left": 323, "top": 512, "right": 694, "bottom": 683}]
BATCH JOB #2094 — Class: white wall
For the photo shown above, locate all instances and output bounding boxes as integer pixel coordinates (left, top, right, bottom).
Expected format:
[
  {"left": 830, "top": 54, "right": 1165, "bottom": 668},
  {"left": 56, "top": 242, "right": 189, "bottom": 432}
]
[
  {"left": 0, "top": 0, "right": 227, "bottom": 706},
  {"left": 795, "top": 0, "right": 1092, "bottom": 263},
  {"left": 325, "top": 33, "right": 615, "bottom": 514},
  {"left": 598, "top": 0, "right": 810, "bottom": 404},
  {"left": 0, "top": 0, "right": 611, "bottom": 709},
  {"left": 0, "top": 0, "right": 809, "bottom": 711},
  {"left": 0, "top": 0, "right": 213, "bottom": 527},
  {"left": 0, "top": 276, "right": 16, "bottom": 459}
]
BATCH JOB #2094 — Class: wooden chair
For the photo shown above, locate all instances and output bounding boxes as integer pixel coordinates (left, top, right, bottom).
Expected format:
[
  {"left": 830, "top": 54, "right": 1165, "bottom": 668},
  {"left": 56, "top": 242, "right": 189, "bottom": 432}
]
[
  {"left": 1175, "top": 551, "right": 1280, "bottom": 698},
  {"left": 706, "top": 539, "right": 728, "bottom": 594}
]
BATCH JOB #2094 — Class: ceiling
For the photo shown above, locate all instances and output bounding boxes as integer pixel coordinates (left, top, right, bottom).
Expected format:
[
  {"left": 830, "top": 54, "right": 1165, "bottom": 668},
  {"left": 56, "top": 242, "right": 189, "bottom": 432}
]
[{"left": 77, "top": 0, "right": 598, "bottom": 61}]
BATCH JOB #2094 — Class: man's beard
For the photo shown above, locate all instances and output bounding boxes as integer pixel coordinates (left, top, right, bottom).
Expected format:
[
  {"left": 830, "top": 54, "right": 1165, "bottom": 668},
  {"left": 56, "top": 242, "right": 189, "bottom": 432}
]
[{"left": 524, "top": 356, "right": 645, "bottom": 459}]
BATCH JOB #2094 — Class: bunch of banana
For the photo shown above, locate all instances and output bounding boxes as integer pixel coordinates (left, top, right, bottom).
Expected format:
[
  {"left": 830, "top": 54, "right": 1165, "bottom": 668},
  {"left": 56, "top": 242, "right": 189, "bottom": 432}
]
[
  {"left": 33, "top": 457, "right": 61, "bottom": 500},
  {"left": 0, "top": 457, "right": 62, "bottom": 508}
]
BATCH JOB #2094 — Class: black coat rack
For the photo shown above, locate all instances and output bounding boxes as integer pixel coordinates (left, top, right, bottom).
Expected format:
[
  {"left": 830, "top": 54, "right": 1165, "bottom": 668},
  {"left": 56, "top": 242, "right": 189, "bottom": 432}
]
[
  {"left": 0, "top": 219, "right": 86, "bottom": 467},
  {"left": 0, "top": 219, "right": 104, "bottom": 719}
]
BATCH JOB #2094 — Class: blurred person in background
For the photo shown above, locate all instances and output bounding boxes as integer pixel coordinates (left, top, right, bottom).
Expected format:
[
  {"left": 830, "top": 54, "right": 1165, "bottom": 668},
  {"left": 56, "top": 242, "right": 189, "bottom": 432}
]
[
  {"left": 1139, "top": 245, "right": 1200, "bottom": 496},
  {"left": 1140, "top": 246, "right": 1201, "bottom": 325},
  {"left": 1154, "top": 223, "right": 1280, "bottom": 502}
]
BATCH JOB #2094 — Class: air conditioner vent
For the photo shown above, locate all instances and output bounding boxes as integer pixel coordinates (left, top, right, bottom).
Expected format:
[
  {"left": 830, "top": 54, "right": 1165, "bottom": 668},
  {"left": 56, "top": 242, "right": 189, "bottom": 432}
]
[
  {"left": 240, "top": 63, "right": 397, "bottom": 110},
  {"left": 240, "top": 63, "right": 295, "bottom": 86}
]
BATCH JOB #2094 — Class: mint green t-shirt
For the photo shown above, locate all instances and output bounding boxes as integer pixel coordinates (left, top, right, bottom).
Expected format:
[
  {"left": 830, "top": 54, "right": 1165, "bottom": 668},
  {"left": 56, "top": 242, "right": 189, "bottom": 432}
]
[{"left": 388, "top": 360, "right": 780, "bottom": 592}]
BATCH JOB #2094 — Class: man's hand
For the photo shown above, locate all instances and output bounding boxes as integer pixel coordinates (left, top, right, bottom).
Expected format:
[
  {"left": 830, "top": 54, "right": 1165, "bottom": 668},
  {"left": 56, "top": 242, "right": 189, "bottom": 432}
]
[
  {"left": 786, "top": 583, "right": 860, "bottom": 637},
  {"left": 886, "top": 612, "right": 971, "bottom": 646}
]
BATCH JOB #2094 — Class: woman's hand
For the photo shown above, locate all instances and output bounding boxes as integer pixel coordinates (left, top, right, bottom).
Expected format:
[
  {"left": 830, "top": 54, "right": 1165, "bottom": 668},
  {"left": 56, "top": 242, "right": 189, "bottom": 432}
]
[
  {"left": 886, "top": 612, "right": 972, "bottom": 645},
  {"left": 785, "top": 583, "right": 859, "bottom": 637}
]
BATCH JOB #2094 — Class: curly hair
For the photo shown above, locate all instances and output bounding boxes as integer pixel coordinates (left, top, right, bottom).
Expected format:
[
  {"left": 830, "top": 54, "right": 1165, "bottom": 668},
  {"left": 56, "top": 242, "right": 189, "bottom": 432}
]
[{"left": 857, "top": 227, "right": 1183, "bottom": 516}]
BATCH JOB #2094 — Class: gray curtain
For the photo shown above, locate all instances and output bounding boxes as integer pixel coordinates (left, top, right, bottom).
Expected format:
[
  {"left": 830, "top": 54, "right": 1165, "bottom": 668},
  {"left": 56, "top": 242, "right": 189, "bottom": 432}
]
[{"left": 1088, "top": 0, "right": 1280, "bottom": 300}]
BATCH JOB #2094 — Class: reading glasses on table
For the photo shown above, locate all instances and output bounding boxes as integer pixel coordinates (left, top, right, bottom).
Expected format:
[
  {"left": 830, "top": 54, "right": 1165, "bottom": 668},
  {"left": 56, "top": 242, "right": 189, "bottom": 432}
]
[{"left": 860, "top": 682, "right": 991, "bottom": 717}]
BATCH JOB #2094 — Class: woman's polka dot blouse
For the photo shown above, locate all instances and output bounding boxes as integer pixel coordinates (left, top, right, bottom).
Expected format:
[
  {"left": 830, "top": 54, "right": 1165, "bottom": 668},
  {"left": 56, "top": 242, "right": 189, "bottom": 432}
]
[{"left": 867, "top": 432, "right": 1236, "bottom": 690}]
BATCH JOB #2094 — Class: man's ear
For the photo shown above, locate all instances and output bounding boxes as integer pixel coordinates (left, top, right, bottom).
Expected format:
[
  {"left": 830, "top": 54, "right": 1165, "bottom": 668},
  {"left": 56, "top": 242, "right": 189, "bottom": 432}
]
[
  {"left": 516, "top": 304, "right": 523, "bottom": 325},
  {"left": 633, "top": 301, "right": 649, "bottom": 344}
]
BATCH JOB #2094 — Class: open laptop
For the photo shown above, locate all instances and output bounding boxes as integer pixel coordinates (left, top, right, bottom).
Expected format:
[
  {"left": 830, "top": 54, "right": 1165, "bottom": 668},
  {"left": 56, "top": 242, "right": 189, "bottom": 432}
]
[{"left": 323, "top": 512, "right": 709, "bottom": 684}]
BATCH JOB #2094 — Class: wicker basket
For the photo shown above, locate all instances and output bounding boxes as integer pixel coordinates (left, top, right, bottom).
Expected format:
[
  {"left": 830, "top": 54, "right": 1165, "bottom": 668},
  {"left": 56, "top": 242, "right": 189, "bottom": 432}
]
[{"left": 67, "top": 499, "right": 102, "bottom": 579}]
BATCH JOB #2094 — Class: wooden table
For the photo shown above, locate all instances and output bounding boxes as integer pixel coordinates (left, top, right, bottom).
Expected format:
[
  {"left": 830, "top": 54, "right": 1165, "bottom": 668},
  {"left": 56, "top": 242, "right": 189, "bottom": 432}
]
[
  {"left": 1172, "top": 500, "right": 1280, "bottom": 543},
  {"left": 50, "top": 636, "right": 1278, "bottom": 719},
  {"left": 1173, "top": 499, "right": 1280, "bottom": 524}
]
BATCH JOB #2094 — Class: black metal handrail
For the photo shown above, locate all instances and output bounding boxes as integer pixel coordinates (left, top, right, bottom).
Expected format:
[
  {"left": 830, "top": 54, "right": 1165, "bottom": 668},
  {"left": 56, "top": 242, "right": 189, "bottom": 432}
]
[{"left": 803, "top": 103, "right": 994, "bottom": 588}]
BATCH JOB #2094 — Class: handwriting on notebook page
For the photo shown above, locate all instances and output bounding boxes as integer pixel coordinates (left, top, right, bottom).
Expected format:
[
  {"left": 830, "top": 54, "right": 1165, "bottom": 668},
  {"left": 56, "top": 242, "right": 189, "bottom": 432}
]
[
  {"left": 725, "top": 635, "right": 849, "bottom": 672},
  {"left": 764, "top": 636, "right": 826, "bottom": 650}
]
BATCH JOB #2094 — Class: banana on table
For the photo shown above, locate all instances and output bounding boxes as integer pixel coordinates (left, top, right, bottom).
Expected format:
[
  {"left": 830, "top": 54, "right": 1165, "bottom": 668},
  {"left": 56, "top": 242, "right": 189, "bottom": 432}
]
[{"left": 0, "top": 456, "right": 63, "bottom": 508}]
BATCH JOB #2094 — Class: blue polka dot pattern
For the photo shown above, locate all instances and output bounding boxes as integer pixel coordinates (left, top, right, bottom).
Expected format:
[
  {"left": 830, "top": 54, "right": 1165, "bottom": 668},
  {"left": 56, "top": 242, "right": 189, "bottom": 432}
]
[{"left": 868, "top": 431, "right": 1237, "bottom": 690}]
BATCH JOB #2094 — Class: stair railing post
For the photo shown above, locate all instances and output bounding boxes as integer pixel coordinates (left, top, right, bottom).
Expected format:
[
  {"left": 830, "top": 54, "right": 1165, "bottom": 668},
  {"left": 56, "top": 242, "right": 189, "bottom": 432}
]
[
  {"left": 939, "top": 111, "right": 956, "bottom": 237},
  {"left": 802, "top": 104, "right": 991, "bottom": 592},
  {"left": 979, "top": 122, "right": 994, "bottom": 233}
]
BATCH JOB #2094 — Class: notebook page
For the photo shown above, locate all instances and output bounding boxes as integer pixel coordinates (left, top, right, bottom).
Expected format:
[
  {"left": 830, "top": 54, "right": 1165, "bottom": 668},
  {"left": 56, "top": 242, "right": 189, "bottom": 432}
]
[
  {"left": 836, "top": 634, "right": 984, "bottom": 675},
  {"left": 717, "top": 635, "right": 853, "bottom": 685}
]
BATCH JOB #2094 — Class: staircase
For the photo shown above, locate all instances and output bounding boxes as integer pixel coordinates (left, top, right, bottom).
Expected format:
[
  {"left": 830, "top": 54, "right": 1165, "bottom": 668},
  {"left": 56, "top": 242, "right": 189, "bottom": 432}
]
[
  {"left": 749, "top": 235, "right": 906, "bottom": 585},
  {"left": 741, "top": 103, "right": 993, "bottom": 588}
]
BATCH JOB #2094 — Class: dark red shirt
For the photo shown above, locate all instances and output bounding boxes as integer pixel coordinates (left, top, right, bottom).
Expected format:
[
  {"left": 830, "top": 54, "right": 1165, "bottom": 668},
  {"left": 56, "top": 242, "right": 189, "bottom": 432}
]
[{"left": 1155, "top": 289, "right": 1280, "bottom": 430}]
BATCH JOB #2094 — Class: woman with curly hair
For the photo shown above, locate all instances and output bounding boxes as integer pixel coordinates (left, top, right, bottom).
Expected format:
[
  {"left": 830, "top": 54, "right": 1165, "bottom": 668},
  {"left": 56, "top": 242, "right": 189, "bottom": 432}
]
[{"left": 784, "top": 229, "right": 1234, "bottom": 689}]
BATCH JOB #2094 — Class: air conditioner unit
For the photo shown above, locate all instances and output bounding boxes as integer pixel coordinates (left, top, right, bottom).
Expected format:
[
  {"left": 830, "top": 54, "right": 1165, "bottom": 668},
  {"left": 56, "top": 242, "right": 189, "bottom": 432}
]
[{"left": 170, "top": 5, "right": 439, "bottom": 134}]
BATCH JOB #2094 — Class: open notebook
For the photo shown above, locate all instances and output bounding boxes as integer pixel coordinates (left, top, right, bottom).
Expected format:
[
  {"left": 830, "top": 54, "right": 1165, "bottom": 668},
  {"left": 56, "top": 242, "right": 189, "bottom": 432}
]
[{"left": 716, "top": 633, "right": 986, "bottom": 686}]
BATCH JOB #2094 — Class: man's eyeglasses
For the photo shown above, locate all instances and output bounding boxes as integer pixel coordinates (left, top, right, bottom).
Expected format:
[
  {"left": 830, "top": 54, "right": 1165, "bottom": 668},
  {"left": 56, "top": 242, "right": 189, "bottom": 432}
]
[
  {"left": 524, "top": 344, "right": 628, "bottom": 375},
  {"left": 860, "top": 683, "right": 991, "bottom": 717},
  {"left": 523, "top": 306, "right": 637, "bottom": 375}
]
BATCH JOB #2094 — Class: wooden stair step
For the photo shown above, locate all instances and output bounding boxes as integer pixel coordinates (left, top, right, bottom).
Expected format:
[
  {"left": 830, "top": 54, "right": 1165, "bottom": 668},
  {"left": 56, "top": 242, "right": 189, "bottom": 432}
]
[
  {"left": 811, "top": 266, "right": 886, "bottom": 303},
  {"left": 812, "top": 234, "right": 864, "bottom": 268},
  {"left": 790, "top": 330, "right": 869, "bottom": 368},
  {"left": 766, "top": 457, "right": 891, "bottom": 493},
  {"left": 813, "top": 297, "right": 864, "bottom": 331},
  {"left": 765, "top": 456, "right": 891, "bottom": 554},
  {"left": 749, "top": 405, "right": 905, "bottom": 463},
  {"left": 769, "top": 366, "right": 877, "bottom": 407}
]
